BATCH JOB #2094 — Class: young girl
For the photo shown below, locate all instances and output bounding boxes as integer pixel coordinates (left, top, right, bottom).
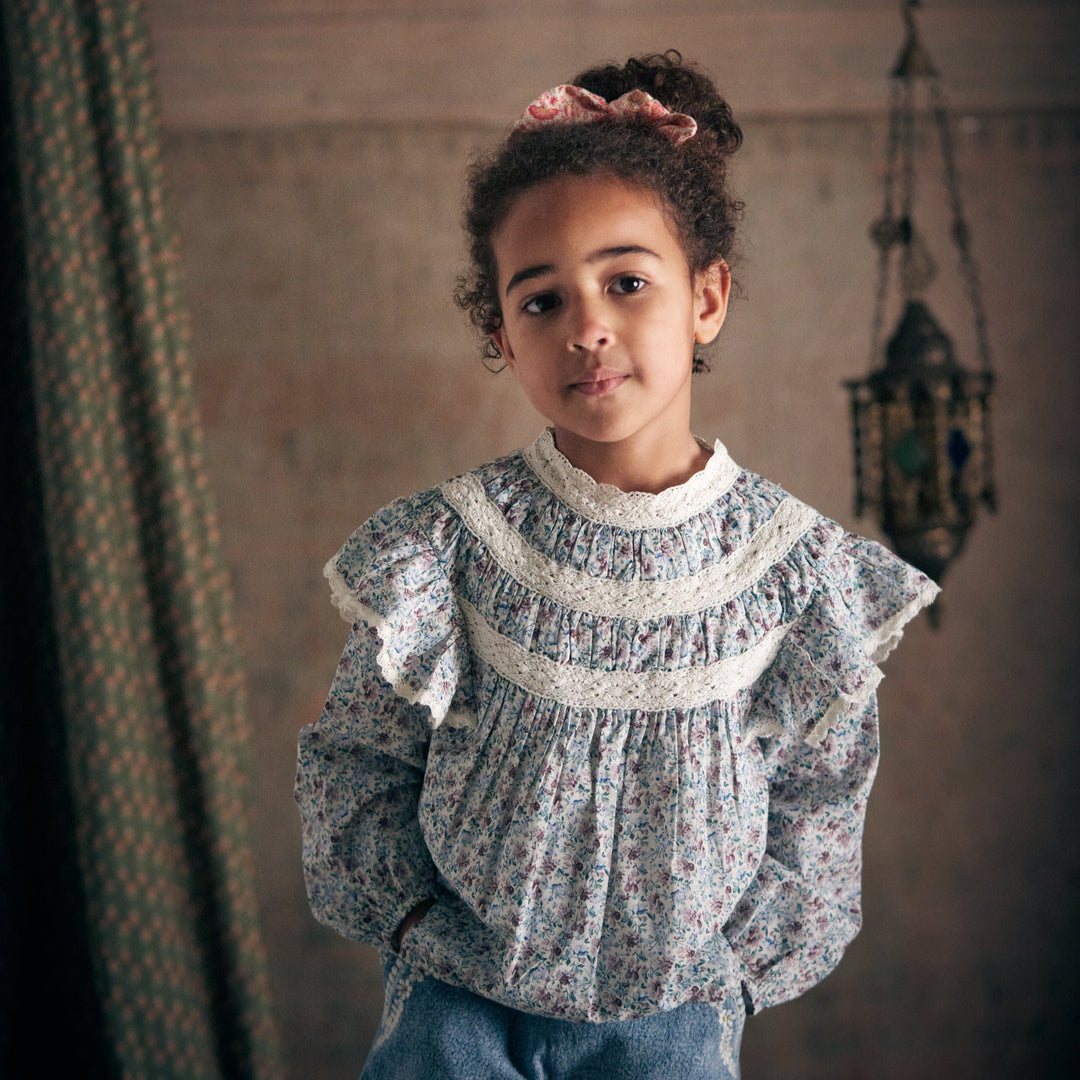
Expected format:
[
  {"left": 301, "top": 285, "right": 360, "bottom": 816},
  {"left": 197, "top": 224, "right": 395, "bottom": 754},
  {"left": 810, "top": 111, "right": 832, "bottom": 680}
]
[{"left": 296, "top": 52, "right": 939, "bottom": 1079}]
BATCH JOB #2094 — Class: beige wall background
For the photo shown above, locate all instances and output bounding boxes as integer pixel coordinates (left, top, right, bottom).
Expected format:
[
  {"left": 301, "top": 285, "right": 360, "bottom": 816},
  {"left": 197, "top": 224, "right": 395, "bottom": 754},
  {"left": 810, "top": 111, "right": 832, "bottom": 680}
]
[{"left": 146, "top": 2, "right": 1079, "bottom": 1077}]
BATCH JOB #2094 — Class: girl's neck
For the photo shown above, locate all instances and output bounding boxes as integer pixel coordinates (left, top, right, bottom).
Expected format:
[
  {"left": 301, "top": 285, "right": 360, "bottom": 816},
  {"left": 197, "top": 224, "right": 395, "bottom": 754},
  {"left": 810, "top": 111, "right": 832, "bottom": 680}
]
[{"left": 551, "top": 426, "right": 712, "bottom": 494}]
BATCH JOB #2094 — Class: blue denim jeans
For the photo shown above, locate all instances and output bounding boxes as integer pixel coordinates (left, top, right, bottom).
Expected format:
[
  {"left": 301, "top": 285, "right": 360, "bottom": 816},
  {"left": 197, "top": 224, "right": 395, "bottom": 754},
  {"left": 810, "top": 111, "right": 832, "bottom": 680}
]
[{"left": 361, "top": 954, "right": 744, "bottom": 1080}]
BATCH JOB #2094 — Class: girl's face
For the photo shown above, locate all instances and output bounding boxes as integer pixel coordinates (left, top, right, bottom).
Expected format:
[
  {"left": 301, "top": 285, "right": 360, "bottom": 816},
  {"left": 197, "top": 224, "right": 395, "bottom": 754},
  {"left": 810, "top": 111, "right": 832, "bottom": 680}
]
[{"left": 490, "top": 174, "right": 729, "bottom": 466}]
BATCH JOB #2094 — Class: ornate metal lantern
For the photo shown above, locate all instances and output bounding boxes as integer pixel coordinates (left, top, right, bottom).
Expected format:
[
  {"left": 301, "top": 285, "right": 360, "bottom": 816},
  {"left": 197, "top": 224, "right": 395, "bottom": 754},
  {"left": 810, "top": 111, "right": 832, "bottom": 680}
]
[{"left": 845, "top": 1, "right": 995, "bottom": 598}]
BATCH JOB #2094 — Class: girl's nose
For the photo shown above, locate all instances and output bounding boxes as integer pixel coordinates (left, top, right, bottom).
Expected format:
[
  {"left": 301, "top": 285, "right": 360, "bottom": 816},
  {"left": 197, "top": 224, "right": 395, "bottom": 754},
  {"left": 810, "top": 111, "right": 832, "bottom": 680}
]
[{"left": 567, "top": 298, "right": 612, "bottom": 352}]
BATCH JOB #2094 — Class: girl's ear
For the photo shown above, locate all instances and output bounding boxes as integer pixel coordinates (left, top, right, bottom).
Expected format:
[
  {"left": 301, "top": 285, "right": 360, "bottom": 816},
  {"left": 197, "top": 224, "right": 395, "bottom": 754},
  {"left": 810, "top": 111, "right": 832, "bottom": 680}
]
[
  {"left": 693, "top": 261, "right": 731, "bottom": 345},
  {"left": 491, "top": 328, "right": 515, "bottom": 369}
]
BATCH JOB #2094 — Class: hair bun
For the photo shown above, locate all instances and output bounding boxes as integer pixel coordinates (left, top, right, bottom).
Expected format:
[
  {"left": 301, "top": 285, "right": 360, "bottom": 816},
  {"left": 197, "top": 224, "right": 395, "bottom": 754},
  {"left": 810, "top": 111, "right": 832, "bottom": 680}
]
[{"left": 572, "top": 50, "right": 742, "bottom": 157}]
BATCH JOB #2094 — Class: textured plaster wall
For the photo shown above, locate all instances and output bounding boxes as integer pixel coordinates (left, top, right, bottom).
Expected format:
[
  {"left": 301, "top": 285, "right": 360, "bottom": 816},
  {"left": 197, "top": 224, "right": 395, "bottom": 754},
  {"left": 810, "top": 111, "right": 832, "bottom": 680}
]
[{"left": 156, "top": 9, "right": 1079, "bottom": 1078}]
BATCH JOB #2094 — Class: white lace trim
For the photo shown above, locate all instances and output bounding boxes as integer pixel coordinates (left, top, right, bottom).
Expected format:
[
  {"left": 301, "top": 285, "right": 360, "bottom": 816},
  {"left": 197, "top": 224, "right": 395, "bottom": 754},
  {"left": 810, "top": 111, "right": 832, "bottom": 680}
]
[
  {"left": 523, "top": 429, "right": 741, "bottom": 528},
  {"left": 792, "top": 576, "right": 938, "bottom": 748},
  {"left": 324, "top": 558, "right": 453, "bottom": 724},
  {"left": 865, "top": 575, "right": 942, "bottom": 663},
  {"left": 461, "top": 598, "right": 789, "bottom": 711},
  {"left": 325, "top": 556, "right": 365, "bottom": 625},
  {"left": 441, "top": 475, "right": 818, "bottom": 618},
  {"left": 791, "top": 574, "right": 939, "bottom": 746},
  {"left": 800, "top": 574, "right": 940, "bottom": 745}
]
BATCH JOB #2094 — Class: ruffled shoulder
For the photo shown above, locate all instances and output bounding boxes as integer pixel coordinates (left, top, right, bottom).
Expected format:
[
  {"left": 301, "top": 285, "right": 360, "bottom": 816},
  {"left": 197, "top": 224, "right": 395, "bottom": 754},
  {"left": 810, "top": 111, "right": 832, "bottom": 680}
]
[
  {"left": 324, "top": 489, "right": 471, "bottom": 728},
  {"left": 751, "top": 524, "right": 940, "bottom": 745}
]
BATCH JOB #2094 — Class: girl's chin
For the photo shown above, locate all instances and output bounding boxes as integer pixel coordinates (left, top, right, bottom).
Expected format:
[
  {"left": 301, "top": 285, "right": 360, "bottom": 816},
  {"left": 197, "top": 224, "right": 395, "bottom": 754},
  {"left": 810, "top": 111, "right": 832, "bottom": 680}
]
[{"left": 551, "top": 422, "right": 648, "bottom": 450}]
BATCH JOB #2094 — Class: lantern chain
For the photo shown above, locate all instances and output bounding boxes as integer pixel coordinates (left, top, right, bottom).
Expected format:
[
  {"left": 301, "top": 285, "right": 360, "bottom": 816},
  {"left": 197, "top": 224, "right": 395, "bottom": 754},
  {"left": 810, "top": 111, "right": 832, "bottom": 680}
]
[
  {"left": 899, "top": 80, "right": 917, "bottom": 302},
  {"left": 930, "top": 79, "right": 993, "bottom": 374},
  {"left": 868, "top": 77, "right": 905, "bottom": 369}
]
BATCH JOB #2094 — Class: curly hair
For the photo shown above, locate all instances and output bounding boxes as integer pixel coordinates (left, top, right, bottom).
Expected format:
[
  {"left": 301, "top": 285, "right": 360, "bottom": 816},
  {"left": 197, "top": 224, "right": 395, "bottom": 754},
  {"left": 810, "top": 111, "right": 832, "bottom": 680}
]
[{"left": 454, "top": 51, "right": 743, "bottom": 367}]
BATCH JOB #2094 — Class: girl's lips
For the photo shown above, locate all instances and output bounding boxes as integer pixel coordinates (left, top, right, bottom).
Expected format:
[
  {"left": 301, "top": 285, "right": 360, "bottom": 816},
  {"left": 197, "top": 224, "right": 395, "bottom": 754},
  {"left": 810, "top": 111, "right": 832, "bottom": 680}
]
[{"left": 571, "top": 372, "right": 629, "bottom": 396}]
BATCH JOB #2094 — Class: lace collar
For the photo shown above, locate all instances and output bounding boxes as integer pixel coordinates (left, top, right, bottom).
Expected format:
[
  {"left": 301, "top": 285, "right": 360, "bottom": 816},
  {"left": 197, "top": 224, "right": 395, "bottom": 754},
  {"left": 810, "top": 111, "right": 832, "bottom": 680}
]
[{"left": 522, "top": 429, "right": 741, "bottom": 529}]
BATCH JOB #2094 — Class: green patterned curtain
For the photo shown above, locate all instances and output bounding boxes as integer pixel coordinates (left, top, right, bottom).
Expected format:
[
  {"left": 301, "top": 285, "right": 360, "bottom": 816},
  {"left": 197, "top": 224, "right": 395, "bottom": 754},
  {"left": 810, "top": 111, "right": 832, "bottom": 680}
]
[{"left": 0, "top": 2, "right": 281, "bottom": 1077}]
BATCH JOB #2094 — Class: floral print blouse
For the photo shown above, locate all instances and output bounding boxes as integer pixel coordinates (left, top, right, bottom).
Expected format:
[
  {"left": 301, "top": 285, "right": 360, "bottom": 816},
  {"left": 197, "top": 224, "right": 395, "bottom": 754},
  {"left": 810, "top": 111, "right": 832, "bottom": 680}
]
[{"left": 296, "top": 431, "right": 939, "bottom": 1023}]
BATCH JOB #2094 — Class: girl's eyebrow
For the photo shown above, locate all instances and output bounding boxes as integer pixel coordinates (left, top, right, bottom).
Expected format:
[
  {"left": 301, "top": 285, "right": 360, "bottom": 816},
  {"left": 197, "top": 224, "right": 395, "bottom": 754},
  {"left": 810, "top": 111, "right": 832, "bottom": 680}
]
[{"left": 503, "top": 244, "right": 663, "bottom": 298}]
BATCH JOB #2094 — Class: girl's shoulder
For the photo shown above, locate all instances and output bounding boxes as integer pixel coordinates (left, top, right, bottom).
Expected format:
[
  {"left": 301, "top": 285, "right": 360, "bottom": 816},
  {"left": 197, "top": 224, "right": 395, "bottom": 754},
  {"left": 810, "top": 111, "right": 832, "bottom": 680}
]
[
  {"left": 324, "top": 447, "right": 530, "bottom": 622},
  {"left": 734, "top": 469, "right": 940, "bottom": 744}
]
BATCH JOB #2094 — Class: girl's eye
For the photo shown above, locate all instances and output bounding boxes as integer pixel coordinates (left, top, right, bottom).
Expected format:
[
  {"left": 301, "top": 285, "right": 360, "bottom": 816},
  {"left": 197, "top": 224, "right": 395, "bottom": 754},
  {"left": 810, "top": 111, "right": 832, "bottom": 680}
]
[
  {"left": 611, "top": 275, "right": 647, "bottom": 295},
  {"left": 522, "top": 293, "right": 561, "bottom": 315}
]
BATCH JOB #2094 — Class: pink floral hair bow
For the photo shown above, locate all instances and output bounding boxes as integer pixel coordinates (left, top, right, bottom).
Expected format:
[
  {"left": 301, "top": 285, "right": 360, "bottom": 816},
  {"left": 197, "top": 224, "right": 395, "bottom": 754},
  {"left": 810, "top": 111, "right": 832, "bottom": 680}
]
[{"left": 510, "top": 84, "right": 697, "bottom": 144}]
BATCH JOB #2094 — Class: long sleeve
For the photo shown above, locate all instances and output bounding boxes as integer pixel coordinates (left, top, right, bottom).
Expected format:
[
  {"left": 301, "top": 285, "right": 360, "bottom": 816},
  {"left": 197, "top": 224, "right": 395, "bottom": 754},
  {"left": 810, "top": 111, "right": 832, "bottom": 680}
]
[
  {"left": 724, "top": 694, "right": 880, "bottom": 1012},
  {"left": 296, "top": 491, "right": 471, "bottom": 950},
  {"left": 721, "top": 528, "right": 936, "bottom": 1014},
  {"left": 295, "top": 621, "right": 440, "bottom": 950}
]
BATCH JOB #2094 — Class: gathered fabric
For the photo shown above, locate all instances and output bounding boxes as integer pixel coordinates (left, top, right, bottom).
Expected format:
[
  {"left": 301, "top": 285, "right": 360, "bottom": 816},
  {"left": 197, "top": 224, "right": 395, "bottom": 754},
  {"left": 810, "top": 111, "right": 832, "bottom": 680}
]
[{"left": 296, "top": 430, "right": 939, "bottom": 1022}]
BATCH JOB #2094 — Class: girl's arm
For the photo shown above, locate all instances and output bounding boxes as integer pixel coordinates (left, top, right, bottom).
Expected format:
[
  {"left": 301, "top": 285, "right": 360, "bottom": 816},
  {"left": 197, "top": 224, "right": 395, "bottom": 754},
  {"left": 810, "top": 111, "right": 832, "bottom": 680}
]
[
  {"left": 295, "top": 621, "right": 440, "bottom": 952},
  {"left": 723, "top": 694, "right": 880, "bottom": 1013}
]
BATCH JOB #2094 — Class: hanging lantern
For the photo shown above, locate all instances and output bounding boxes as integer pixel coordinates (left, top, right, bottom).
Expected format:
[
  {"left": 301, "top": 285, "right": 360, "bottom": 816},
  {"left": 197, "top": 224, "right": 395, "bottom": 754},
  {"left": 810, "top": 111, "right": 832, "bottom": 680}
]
[{"left": 845, "top": 0, "right": 996, "bottom": 602}]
